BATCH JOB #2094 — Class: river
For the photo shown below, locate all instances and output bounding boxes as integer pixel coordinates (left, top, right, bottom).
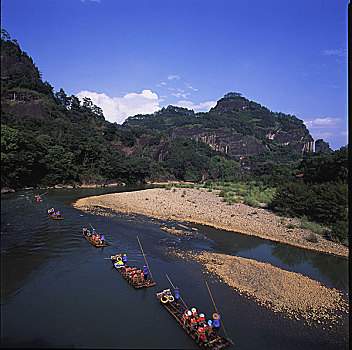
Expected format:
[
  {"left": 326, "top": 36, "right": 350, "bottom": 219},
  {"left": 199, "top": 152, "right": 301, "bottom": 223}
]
[{"left": 1, "top": 186, "right": 349, "bottom": 349}]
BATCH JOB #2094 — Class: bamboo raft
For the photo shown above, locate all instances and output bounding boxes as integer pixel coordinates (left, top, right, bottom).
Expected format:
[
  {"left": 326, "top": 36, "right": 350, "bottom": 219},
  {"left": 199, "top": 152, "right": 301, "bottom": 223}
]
[
  {"left": 110, "top": 257, "right": 156, "bottom": 289},
  {"left": 82, "top": 228, "right": 109, "bottom": 247},
  {"left": 47, "top": 210, "right": 63, "bottom": 220},
  {"left": 156, "top": 289, "right": 231, "bottom": 350}
]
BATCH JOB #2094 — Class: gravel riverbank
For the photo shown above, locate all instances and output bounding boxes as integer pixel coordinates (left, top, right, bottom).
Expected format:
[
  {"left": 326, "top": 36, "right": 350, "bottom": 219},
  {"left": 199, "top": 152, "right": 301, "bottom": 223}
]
[
  {"left": 73, "top": 187, "right": 348, "bottom": 258},
  {"left": 171, "top": 250, "right": 348, "bottom": 326}
]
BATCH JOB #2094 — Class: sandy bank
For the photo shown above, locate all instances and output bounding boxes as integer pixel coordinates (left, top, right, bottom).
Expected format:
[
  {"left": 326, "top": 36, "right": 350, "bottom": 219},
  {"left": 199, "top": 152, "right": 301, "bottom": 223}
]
[
  {"left": 172, "top": 250, "right": 348, "bottom": 325},
  {"left": 73, "top": 187, "right": 348, "bottom": 258}
]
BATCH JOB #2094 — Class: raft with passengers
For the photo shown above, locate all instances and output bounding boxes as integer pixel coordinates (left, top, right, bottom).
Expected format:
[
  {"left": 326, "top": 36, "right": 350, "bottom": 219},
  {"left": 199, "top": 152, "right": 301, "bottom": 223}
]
[
  {"left": 109, "top": 236, "right": 156, "bottom": 289},
  {"left": 48, "top": 208, "right": 63, "bottom": 220},
  {"left": 156, "top": 281, "right": 231, "bottom": 350},
  {"left": 82, "top": 227, "right": 109, "bottom": 247}
]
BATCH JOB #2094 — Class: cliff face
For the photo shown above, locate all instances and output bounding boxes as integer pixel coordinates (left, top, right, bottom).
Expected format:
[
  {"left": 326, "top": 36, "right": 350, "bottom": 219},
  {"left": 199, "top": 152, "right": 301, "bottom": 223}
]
[
  {"left": 1, "top": 52, "right": 39, "bottom": 80},
  {"left": 115, "top": 135, "right": 171, "bottom": 162},
  {"left": 1, "top": 38, "right": 54, "bottom": 120},
  {"left": 1, "top": 90, "right": 53, "bottom": 119},
  {"left": 265, "top": 128, "right": 314, "bottom": 153},
  {"left": 170, "top": 126, "right": 265, "bottom": 158},
  {"left": 315, "top": 139, "right": 332, "bottom": 153},
  {"left": 170, "top": 125, "right": 313, "bottom": 158}
]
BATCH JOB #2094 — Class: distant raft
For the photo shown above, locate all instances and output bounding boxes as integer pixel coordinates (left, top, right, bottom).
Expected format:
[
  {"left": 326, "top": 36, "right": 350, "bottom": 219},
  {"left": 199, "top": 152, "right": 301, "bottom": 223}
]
[
  {"left": 82, "top": 228, "right": 109, "bottom": 247},
  {"left": 47, "top": 209, "right": 63, "bottom": 220},
  {"left": 35, "top": 195, "right": 43, "bottom": 202},
  {"left": 110, "top": 255, "right": 156, "bottom": 289},
  {"left": 156, "top": 289, "right": 231, "bottom": 350}
]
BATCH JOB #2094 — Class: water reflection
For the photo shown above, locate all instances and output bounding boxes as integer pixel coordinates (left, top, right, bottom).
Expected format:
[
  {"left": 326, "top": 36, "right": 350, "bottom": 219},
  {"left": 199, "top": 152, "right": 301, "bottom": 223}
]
[{"left": 190, "top": 223, "right": 349, "bottom": 293}]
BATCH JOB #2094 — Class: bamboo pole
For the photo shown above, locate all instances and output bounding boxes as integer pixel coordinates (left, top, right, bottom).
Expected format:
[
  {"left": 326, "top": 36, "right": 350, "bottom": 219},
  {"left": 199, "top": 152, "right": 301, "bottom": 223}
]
[
  {"left": 39, "top": 191, "right": 48, "bottom": 196},
  {"left": 136, "top": 236, "right": 154, "bottom": 282},
  {"left": 165, "top": 273, "right": 188, "bottom": 309},
  {"left": 205, "top": 281, "right": 229, "bottom": 339}
]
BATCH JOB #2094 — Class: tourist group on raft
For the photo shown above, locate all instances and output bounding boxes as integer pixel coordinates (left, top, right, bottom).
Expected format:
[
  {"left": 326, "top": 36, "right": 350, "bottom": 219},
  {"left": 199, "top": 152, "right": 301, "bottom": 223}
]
[
  {"left": 111, "top": 253, "right": 149, "bottom": 282},
  {"left": 83, "top": 228, "right": 105, "bottom": 245},
  {"left": 165, "top": 289, "right": 222, "bottom": 343},
  {"left": 183, "top": 308, "right": 221, "bottom": 342},
  {"left": 48, "top": 207, "right": 62, "bottom": 218}
]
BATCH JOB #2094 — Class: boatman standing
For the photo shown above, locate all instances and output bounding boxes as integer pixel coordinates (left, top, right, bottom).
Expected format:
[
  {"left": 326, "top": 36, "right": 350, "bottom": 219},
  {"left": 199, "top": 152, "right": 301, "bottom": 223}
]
[
  {"left": 142, "top": 265, "right": 148, "bottom": 281},
  {"left": 100, "top": 234, "right": 105, "bottom": 245},
  {"left": 213, "top": 313, "right": 220, "bottom": 335},
  {"left": 174, "top": 287, "right": 180, "bottom": 304},
  {"left": 122, "top": 254, "right": 127, "bottom": 265}
]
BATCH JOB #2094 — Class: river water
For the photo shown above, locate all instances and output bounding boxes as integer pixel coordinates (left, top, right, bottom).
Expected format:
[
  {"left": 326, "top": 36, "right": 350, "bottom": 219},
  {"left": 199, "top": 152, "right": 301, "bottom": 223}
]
[{"left": 1, "top": 186, "right": 349, "bottom": 349}]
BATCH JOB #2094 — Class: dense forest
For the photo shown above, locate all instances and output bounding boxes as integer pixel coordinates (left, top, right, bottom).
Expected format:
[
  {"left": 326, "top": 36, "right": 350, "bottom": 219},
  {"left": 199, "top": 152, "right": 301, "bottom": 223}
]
[{"left": 1, "top": 30, "right": 348, "bottom": 243}]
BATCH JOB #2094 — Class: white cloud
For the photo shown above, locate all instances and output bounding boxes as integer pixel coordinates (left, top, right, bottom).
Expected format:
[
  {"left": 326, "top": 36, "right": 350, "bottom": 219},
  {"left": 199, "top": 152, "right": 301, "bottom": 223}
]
[
  {"left": 175, "top": 100, "right": 217, "bottom": 112},
  {"left": 185, "top": 83, "right": 198, "bottom": 91},
  {"left": 171, "top": 92, "right": 190, "bottom": 99},
  {"left": 322, "top": 48, "right": 346, "bottom": 57},
  {"left": 156, "top": 82, "right": 167, "bottom": 87},
  {"left": 168, "top": 75, "right": 181, "bottom": 80},
  {"left": 76, "top": 89, "right": 161, "bottom": 124},
  {"left": 304, "top": 117, "right": 342, "bottom": 129}
]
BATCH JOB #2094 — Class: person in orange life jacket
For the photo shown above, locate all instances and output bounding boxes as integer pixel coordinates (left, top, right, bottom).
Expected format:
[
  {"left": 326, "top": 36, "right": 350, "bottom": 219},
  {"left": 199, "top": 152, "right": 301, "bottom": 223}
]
[
  {"left": 206, "top": 320, "right": 213, "bottom": 335},
  {"left": 191, "top": 307, "right": 197, "bottom": 317},
  {"left": 57, "top": 211, "right": 61, "bottom": 217},
  {"left": 182, "top": 310, "right": 190, "bottom": 325},
  {"left": 197, "top": 323, "right": 207, "bottom": 342},
  {"left": 174, "top": 288, "right": 180, "bottom": 304},
  {"left": 122, "top": 254, "right": 127, "bottom": 265},
  {"left": 95, "top": 234, "right": 100, "bottom": 242},
  {"left": 189, "top": 313, "right": 198, "bottom": 332},
  {"left": 213, "top": 313, "right": 220, "bottom": 334},
  {"left": 142, "top": 266, "right": 148, "bottom": 280},
  {"left": 136, "top": 269, "right": 142, "bottom": 281},
  {"left": 197, "top": 313, "right": 205, "bottom": 323}
]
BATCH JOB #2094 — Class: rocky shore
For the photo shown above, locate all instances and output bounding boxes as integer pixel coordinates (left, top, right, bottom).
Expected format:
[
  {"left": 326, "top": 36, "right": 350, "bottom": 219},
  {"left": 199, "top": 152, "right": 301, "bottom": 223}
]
[
  {"left": 73, "top": 187, "right": 348, "bottom": 258},
  {"left": 171, "top": 250, "right": 348, "bottom": 326}
]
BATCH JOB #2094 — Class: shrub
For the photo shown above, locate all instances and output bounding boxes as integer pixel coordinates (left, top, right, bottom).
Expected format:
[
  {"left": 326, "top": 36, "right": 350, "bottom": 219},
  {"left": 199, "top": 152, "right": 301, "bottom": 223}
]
[
  {"left": 300, "top": 216, "right": 324, "bottom": 234},
  {"left": 330, "top": 221, "right": 348, "bottom": 244},
  {"left": 286, "top": 223, "right": 295, "bottom": 229},
  {"left": 308, "top": 232, "right": 319, "bottom": 243},
  {"left": 243, "top": 197, "right": 259, "bottom": 207}
]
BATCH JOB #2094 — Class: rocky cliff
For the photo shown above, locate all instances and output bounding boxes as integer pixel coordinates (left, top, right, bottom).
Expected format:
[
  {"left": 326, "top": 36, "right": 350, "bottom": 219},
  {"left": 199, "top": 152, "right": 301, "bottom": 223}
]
[{"left": 170, "top": 126, "right": 265, "bottom": 158}]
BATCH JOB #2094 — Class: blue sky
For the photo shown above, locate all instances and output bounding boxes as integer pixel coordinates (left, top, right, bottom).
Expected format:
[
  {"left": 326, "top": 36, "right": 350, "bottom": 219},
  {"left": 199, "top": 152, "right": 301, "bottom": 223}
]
[{"left": 2, "top": 0, "right": 348, "bottom": 149}]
